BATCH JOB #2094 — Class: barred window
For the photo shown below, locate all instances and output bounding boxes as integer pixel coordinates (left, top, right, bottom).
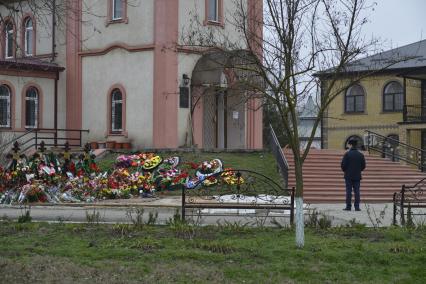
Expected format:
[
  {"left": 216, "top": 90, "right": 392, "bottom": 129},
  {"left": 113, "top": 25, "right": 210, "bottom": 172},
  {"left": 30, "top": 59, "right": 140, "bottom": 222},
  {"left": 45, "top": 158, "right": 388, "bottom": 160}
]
[
  {"left": 5, "top": 22, "right": 14, "bottom": 58},
  {"left": 208, "top": 0, "right": 219, "bottom": 22},
  {"left": 112, "top": 0, "right": 123, "bottom": 20},
  {"left": 24, "top": 18, "right": 34, "bottom": 56},
  {"left": 383, "top": 81, "right": 403, "bottom": 112},
  {"left": 0, "top": 85, "right": 11, "bottom": 128},
  {"left": 111, "top": 89, "right": 123, "bottom": 132},
  {"left": 25, "top": 87, "right": 38, "bottom": 128},
  {"left": 345, "top": 84, "right": 365, "bottom": 113}
]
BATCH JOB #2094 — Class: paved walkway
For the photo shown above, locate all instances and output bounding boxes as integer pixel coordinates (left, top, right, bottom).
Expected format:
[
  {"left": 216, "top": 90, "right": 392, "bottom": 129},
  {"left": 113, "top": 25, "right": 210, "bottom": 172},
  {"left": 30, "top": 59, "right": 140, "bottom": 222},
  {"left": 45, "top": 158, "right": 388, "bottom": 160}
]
[{"left": 0, "top": 197, "right": 399, "bottom": 227}]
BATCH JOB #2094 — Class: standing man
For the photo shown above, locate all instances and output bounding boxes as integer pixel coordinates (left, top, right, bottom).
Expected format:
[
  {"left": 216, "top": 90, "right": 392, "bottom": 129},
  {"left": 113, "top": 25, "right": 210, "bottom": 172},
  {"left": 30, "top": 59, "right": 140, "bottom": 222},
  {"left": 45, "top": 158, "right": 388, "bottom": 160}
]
[{"left": 341, "top": 139, "right": 366, "bottom": 211}]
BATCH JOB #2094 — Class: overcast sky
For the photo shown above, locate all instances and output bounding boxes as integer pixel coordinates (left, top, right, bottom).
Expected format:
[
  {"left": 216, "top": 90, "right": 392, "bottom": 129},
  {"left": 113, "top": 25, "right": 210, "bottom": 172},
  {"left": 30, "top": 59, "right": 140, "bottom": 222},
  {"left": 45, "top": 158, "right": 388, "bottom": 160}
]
[{"left": 364, "top": 0, "right": 426, "bottom": 49}]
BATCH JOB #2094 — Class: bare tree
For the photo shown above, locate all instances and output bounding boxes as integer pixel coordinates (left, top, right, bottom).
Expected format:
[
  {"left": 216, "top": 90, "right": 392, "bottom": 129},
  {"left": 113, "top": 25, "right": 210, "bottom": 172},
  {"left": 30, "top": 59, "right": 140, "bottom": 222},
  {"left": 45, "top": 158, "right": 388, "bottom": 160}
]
[{"left": 181, "top": 0, "right": 411, "bottom": 248}]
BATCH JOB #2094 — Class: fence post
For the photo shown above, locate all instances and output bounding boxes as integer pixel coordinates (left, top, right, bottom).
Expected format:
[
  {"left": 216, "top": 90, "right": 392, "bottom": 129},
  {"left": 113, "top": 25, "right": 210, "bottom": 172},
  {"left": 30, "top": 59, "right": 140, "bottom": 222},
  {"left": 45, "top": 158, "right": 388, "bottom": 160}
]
[
  {"left": 181, "top": 185, "right": 186, "bottom": 221},
  {"left": 400, "top": 185, "right": 405, "bottom": 226},
  {"left": 392, "top": 192, "right": 397, "bottom": 226},
  {"left": 290, "top": 187, "right": 295, "bottom": 226}
]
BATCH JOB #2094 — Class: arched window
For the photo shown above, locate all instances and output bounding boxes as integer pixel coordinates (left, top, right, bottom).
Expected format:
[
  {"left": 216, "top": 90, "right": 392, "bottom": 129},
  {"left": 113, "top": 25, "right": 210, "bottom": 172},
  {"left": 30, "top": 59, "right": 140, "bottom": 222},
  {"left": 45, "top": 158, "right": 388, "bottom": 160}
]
[
  {"left": 345, "top": 135, "right": 365, "bottom": 150},
  {"left": 24, "top": 17, "right": 34, "bottom": 56},
  {"left": 0, "top": 85, "right": 11, "bottom": 128},
  {"left": 345, "top": 84, "right": 365, "bottom": 113},
  {"left": 111, "top": 89, "right": 123, "bottom": 132},
  {"left": 5, "top": 21, "right": 14, "bottom": 58},
  {"left": 383, "top": 81, "right": 403, "bottom": 112},
  {"left": 25, "top": 87, "right": 38, "bottom": 128}
]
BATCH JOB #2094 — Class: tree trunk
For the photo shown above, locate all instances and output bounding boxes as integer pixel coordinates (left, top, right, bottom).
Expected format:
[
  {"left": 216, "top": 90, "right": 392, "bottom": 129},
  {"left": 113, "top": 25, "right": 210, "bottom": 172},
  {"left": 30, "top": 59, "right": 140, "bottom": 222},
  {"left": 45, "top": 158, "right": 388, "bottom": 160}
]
[{"left": 294, "top": 156, "right": 305, "bottom": 248}]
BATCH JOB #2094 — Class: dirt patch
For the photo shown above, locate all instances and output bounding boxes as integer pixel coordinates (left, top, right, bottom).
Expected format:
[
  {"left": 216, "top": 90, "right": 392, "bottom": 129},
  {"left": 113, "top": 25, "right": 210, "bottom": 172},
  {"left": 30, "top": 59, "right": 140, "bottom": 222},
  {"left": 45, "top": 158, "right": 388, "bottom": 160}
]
[
  {"left": 142, "top": 261, "right": 225, "bottom": 283},
  {"left": 0, "top": 256, "right": 140, "bottom": 284}
]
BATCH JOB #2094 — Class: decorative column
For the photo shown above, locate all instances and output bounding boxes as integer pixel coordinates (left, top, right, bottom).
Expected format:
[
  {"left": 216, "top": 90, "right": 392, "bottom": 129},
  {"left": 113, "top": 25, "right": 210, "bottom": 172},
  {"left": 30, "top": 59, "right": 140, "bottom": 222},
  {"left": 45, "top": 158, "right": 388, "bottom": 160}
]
[
  {"left": 246, "top": 97, "right": 263, "bottom": 149},
  {"left": 66, "top": 0, "right": 82, "bottom": 134},
  {"left": 152, "top": 0, "right": 179, "bottom": 148}
]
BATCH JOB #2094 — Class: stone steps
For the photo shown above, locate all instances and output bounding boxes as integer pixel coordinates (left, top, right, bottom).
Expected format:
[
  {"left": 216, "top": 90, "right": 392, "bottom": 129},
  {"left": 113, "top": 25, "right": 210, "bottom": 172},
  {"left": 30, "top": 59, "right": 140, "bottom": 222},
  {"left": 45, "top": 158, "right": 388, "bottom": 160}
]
[{"left": 285, "top": 149, "right": 426, "bottom": 203}]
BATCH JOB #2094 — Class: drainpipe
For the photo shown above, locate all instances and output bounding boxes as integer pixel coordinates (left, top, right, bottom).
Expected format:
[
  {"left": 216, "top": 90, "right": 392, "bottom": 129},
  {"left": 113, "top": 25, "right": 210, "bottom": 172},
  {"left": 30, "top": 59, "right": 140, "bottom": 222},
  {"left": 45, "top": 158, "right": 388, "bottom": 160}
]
[
  {"left": 52, "top": 0, "right": 57, "bottom": 146},
  {"left": 51, "top": 0, "right": 56, "bottom": 62}
]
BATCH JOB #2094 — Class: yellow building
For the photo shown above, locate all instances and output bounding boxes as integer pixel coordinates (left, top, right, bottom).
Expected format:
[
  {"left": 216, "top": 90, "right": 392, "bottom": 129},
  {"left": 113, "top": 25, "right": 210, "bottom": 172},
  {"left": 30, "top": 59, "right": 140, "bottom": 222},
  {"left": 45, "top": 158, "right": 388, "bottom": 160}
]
[{"left": 320, "top": 40, "right": 426, "bottom": 169}]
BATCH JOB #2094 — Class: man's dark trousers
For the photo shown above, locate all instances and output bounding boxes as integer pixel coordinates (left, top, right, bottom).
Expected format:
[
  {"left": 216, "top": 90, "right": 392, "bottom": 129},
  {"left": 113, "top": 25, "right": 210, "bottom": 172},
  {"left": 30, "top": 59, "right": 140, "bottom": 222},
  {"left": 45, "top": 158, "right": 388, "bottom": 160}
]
[{"left": 345, "top": 178, "right": 360, "bottom": 210}]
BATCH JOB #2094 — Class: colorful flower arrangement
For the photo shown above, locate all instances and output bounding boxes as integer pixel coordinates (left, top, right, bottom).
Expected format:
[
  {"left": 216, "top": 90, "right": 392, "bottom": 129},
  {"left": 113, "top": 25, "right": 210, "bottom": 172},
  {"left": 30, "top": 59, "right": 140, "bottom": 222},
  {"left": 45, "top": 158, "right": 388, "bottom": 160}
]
[{"left": 0, "top": 150, "right": 245, "bottom": 204}]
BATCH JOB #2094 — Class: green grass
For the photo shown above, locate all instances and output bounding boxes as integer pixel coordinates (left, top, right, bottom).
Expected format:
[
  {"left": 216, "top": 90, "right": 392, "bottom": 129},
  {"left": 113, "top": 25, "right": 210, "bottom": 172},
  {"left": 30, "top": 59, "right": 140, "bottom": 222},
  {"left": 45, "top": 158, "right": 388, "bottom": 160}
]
[
  {"left": 97, "top": 151, "right": 282, "bottom": 184},
  {"left": 0, "top": 222, "right": 425, "bottom": 283}
]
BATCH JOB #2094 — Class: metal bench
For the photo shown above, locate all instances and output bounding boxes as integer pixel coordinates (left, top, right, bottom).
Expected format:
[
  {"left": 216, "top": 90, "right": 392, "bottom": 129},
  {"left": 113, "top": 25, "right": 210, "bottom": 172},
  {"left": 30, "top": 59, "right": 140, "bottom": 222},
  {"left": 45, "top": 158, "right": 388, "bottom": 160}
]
[
  {"left": 181, "top": 169, "right": 295, "bottom": 225},
  {"left": 393, "top": 178, "right": 426, "bottom": 225}
]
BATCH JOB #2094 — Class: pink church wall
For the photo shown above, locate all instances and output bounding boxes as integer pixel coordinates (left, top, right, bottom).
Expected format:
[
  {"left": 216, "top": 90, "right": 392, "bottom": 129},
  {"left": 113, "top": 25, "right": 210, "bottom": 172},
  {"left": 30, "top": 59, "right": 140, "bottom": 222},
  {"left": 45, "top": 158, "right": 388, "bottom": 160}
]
[{"left": 152, "top": 0, "right": 179, "bottom": 148}]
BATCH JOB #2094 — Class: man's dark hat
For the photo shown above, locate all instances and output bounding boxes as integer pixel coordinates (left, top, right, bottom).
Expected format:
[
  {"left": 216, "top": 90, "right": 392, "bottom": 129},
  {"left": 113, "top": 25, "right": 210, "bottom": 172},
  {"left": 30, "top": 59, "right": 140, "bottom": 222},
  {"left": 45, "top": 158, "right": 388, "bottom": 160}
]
[{"left": 348, "top": 139, "right": 358, "bottom": 146}]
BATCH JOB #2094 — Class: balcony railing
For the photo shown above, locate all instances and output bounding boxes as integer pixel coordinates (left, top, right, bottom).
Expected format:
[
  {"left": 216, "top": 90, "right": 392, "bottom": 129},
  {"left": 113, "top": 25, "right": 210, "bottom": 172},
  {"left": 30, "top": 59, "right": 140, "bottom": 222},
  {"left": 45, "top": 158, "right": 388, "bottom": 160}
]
[{"left": 403, "top": 105, "right": 426, "bottom": 123}]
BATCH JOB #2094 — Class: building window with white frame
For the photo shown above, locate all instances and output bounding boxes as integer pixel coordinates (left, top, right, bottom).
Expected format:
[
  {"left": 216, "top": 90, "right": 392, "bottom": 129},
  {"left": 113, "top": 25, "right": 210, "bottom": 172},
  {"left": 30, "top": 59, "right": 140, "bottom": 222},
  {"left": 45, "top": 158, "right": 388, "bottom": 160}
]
[
  {"left": 0, "top": 85, "right": 11, "bottom": 128},
  {"left": 5, "top": 22, "right": 14, "bottom": 58},
  {"left": 208, "top": 0, "right": 219, "bottom": 22},
  {"left": 112, "top": 0, "right": 123, "bottom": 20},
  {"left": 111, "top": 89, "right": 123, "bottom": 132},
  {"left": 24, "top": 17, "right": 34, "bottom": 56},
  {"left": 25, "top": 87, "right": 38, "bottom": 128}
]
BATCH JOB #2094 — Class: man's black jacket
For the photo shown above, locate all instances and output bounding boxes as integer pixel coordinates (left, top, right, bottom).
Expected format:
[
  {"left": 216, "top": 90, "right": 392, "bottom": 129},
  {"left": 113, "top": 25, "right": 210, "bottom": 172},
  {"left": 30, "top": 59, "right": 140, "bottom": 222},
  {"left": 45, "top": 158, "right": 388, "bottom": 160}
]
[{"left": 341, "top": 148, "right": 366, "bottom": 180}]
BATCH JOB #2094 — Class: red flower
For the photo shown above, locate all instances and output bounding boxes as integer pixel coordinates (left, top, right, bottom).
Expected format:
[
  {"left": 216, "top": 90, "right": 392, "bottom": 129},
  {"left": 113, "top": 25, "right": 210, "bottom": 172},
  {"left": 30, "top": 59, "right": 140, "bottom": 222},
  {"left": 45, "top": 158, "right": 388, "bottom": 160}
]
[
  {"left": 38, "top": 194, "right": 47, "bottom": 202},
  {"left": 184, "top": 162, "right": 198, "bottom": 169},
  {"left": 90, "top": 163, "right": 99, "bottom": 172},
  {"left": 172, "top": 172, "right": 189, "bottom": 184}
]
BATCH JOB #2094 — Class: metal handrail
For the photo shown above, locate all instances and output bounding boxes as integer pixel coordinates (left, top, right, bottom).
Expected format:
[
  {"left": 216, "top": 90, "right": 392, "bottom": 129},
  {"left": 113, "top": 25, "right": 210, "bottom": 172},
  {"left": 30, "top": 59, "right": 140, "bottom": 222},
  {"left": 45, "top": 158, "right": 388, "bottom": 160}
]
[
  {"left": 0, "top": 128, "right": 90, "bottom": 154},
  {"left": 269, "top": 124, "right": 289, "bottom": 188},
  {"left": 365, "top": 130, "right": 426, "bottom": 171},
  {"left": 365, "top": 130, "right": 421, "bottom": 152},
  {"left": 0, "top": 129, "right": 36, "bottom": 152}
]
